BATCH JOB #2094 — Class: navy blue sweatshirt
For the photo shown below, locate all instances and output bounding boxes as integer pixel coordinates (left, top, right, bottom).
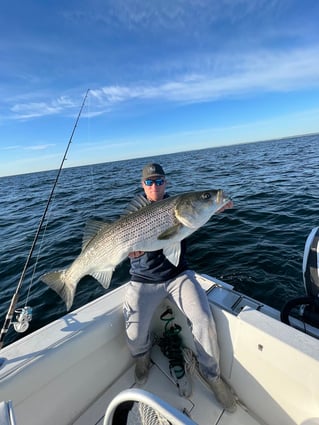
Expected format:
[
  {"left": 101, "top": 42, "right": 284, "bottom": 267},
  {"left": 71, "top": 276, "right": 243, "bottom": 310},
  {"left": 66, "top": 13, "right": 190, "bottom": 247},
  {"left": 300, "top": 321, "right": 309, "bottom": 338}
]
[{"left": 129, "top": 239, "right": 188, "bottom": 283}]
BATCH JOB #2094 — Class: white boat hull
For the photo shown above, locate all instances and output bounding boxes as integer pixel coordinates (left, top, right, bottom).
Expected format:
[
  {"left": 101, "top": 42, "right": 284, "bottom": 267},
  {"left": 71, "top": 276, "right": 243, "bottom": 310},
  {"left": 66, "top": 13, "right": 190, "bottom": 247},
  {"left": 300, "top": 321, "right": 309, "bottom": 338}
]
[{"left": 0, "top": 274, "right": 319, "bottom": 425}]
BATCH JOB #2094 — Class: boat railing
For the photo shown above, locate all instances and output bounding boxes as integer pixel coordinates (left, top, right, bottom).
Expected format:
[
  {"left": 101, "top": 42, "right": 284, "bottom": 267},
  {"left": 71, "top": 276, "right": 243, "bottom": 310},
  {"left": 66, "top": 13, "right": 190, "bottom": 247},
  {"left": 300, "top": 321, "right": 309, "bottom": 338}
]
[{"left": 103, "top": 388, "right": 197, "bottom": 425}]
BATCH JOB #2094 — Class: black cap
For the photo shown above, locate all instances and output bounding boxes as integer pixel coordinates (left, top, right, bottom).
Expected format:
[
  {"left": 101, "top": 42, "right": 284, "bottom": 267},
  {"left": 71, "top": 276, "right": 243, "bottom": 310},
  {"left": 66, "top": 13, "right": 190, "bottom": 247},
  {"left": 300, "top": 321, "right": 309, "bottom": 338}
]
[{"left": 142, "top": 163, "right": 165, "bottom": 179}]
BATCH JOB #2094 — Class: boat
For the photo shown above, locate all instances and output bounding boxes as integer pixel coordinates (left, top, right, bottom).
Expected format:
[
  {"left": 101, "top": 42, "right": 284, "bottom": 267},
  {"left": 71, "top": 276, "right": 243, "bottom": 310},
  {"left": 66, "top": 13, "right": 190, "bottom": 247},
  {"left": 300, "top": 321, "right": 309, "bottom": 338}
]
[{"left": 0, "top": 225, "right": 318, "bottom": 425}]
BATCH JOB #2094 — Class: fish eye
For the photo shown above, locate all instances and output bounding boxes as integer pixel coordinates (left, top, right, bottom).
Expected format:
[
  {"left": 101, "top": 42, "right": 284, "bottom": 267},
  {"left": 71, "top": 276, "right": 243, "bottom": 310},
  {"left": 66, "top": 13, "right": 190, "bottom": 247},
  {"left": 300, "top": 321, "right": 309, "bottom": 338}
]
[{"left": 201, "top": 192, "right": 211, "bottom": 200}]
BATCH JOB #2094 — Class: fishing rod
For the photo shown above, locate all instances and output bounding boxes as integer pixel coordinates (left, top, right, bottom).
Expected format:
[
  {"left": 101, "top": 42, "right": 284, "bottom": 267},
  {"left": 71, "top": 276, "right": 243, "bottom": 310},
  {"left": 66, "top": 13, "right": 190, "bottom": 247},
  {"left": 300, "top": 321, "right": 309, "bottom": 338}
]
[{"left": 0, "top": 89, "right": 90, "bottom": 350}]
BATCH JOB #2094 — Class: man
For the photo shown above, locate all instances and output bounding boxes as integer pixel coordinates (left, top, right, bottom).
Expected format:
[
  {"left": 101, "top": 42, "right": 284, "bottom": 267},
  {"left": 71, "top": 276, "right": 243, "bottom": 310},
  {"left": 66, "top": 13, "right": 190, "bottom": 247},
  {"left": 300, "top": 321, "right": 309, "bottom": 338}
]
[{"left": 123, "top": 163, "right": 236, "bottom": 413}]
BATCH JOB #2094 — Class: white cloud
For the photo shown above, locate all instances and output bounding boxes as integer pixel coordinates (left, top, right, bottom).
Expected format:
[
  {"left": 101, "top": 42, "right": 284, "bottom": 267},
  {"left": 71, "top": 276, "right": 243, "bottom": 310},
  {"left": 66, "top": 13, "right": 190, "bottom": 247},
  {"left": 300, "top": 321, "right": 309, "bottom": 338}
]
[
  {"left": 4, "top": 44, "right": 319, "bottom": 121},
  {"left": 25, "top": 144, "right": 55, "bottom": 151},
  {"left": 9, "top": 95, "right": 78, "bottom": 119},
  {"left": 1, "top": 143, "right": 55, "bottom": 151},
  {"left": 90, "top": 46, "right": 319, "bottom": 106}
]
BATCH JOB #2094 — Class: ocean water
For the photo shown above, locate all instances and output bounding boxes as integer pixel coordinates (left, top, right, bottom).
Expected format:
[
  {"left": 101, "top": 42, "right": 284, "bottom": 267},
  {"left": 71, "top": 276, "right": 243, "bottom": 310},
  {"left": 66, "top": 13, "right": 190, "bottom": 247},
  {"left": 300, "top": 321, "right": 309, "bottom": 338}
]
[{"left": 0, "top": 134, "right": 318, "bottom": 346}]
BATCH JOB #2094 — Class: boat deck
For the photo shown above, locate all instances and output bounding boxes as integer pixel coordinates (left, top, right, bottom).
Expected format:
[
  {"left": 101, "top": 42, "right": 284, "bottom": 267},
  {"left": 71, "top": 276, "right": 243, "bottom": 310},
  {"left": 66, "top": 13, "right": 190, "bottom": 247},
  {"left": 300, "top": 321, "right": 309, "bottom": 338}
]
[{"left": 74, "top": 345, "right": 260, "bottom": 425}]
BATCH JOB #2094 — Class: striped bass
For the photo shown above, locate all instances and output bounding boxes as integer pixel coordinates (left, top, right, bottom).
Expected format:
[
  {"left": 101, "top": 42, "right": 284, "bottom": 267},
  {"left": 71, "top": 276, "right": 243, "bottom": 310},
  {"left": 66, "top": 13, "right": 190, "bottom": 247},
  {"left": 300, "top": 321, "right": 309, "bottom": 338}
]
[{"left": 41, "top": 189, "right": 231, "bottom": 310}]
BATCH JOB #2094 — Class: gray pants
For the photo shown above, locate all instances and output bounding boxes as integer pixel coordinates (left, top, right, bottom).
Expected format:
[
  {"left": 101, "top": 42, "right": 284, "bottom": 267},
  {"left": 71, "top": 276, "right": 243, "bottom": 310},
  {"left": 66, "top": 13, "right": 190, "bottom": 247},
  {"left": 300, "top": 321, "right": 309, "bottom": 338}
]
[{"left": 123, "top": 270, "right": 220, "bottom": 379}]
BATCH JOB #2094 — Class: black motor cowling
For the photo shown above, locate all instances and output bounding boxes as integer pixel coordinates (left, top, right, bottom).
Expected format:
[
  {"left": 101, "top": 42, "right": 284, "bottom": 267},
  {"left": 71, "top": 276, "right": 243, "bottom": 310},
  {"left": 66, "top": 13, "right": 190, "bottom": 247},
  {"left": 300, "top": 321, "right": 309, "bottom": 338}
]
[{"left": 281, "top": 227, "right": 319, "bottom": 328}]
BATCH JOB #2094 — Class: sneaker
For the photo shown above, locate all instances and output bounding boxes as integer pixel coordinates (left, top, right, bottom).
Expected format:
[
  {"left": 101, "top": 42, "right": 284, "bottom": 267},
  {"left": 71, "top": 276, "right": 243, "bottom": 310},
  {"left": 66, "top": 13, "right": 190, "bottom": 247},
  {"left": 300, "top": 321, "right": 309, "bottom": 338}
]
[
  {"left": 135, "top": 352, "right": 151, "bottom": 385},
  {"left": 207, "top": 376, "right": 237, "bottom": 413}
]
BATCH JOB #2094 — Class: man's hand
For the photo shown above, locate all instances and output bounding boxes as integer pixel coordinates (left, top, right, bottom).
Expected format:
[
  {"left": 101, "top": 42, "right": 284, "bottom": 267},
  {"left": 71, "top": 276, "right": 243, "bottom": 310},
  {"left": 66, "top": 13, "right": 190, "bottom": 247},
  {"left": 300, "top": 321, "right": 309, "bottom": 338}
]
[{"left": 128, "top": 251, "right": 145, "bottom": 258}]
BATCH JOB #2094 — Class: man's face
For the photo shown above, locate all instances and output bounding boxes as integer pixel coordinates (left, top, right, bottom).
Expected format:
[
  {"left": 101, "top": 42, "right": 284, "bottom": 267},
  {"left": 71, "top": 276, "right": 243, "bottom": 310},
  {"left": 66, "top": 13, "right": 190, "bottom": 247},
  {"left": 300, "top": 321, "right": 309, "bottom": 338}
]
[{"left": 142, "top": 176, "right": 166, "bottom": 202}]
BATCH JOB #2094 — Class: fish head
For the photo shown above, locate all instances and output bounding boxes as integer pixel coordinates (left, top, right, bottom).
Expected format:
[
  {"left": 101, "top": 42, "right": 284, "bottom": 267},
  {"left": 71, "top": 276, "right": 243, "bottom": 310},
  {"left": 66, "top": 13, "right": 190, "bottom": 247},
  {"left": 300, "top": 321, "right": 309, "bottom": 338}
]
[{"left": 174, "top": 189, "right": 231, "bottom": 229}]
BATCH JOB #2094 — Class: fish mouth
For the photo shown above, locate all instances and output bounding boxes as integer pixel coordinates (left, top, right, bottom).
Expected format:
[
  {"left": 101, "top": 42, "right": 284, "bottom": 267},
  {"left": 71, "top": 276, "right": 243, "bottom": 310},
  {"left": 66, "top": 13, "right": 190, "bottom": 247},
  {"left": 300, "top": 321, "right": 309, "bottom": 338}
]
[{"left": 215, "top": 189, "right": 233, "bottom": 213}]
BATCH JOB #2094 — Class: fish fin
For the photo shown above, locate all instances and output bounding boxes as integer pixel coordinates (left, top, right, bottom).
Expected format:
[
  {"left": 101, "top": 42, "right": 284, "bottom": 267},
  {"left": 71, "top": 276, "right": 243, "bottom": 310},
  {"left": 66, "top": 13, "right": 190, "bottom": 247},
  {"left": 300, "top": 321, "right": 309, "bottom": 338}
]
[
  {"left": 41, "top": 270, "right": 75, "bottom": 311},
  {"left": 158, "top": 224, "right": 183, "bottom": 240},
  {"left": 91, "top": 269, "right": 114, "bottom": 289},
  {"left": 163, "top": 243, "right": 181, "bottom": 266},
  {"left": 123, "top": 194, "right": 151, "bottom": 215},
  {"left": 82, "top": 220, "right": 107, "bottom": 250}
]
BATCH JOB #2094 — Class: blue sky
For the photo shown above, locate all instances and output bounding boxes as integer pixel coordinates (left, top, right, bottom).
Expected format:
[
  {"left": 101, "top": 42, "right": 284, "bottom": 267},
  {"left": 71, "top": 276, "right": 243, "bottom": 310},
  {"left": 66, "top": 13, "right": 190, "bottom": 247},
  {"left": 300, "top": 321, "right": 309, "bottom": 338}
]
[{"left": 1, "top": 0, "right": 319, "bottom": 177}]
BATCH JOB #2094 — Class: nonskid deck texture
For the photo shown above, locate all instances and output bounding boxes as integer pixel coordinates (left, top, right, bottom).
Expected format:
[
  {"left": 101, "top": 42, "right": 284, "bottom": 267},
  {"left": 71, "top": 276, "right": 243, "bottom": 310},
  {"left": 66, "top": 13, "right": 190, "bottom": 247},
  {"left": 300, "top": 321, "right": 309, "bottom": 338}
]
[{"left": 74, "top": 344, "right": 260, "bottom": 425}]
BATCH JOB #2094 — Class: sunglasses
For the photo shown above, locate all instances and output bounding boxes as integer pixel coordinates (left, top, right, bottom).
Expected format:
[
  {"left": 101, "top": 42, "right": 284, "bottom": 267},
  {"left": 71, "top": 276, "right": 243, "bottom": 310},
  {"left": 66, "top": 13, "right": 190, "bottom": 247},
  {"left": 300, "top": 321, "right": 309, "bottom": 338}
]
[{"left": 144, "top": 178, "right": 165, "bottom": 186}]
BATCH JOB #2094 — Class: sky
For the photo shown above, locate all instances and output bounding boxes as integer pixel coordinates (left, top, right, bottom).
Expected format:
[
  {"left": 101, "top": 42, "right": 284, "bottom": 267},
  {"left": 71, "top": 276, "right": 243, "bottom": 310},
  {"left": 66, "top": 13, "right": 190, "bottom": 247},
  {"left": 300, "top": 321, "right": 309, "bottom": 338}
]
[{"left": 1, "top": 0, "right": 319, "bottom": 177}]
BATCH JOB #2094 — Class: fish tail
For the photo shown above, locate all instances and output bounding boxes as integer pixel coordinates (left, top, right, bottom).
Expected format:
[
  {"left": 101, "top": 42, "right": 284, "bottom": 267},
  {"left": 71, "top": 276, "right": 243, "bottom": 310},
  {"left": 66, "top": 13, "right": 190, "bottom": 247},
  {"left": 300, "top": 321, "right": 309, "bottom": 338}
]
[{"left": 41, "top": 270, "right": 75, "bottom": 311}]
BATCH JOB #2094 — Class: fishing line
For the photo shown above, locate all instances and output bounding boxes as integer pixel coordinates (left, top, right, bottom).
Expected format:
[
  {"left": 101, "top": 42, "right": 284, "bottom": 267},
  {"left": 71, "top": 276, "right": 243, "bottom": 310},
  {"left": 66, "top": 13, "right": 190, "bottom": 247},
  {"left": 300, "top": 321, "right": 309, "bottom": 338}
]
[
  {"left": 27, "top": 89, "right": 94, "bottom": 301},
  {"left": 0, "top": 89, "right": 90, "bottom": 349},
  {"left": 25, "top": 209, "right": 52, "bottom": 306},
  {"left": 86, "top": 94, "right": 98, "bottom": 215},
  {"left": 90, "top": 167, "right": 97, "bottom": 212}
]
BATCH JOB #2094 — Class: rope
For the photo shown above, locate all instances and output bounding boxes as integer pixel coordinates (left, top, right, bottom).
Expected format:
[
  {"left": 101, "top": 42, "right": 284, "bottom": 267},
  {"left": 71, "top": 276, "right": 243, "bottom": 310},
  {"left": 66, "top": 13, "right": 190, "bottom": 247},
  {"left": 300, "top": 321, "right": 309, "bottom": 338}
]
[
  {"left": 159, "top": 308, "right": 186, "bottom": 380},
  {"left": 182, "top": 347, "right": 197, "bottom": 377}
]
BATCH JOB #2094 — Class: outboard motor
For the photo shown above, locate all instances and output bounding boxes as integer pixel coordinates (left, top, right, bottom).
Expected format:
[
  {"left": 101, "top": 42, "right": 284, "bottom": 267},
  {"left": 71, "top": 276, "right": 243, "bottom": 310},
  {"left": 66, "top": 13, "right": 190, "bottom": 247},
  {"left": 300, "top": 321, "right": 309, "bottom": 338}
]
[{"left": 281, "top": 227, "right": 319, "bottom": 328}]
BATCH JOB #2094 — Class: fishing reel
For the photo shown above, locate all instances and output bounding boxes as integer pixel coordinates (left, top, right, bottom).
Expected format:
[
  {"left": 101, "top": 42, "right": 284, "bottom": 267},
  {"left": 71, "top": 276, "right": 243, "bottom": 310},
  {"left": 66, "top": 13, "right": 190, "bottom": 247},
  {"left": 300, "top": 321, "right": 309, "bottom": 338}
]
[{"left": 13, "top": 306, "right": 33, "bottom": 333}]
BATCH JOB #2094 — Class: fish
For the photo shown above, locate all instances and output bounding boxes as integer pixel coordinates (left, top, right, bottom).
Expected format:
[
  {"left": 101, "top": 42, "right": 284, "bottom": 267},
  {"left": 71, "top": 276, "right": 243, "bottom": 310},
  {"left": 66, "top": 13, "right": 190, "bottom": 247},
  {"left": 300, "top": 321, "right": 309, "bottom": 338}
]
[{"left": 41, "top": 189, "right": 231, "bottom": 310}]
